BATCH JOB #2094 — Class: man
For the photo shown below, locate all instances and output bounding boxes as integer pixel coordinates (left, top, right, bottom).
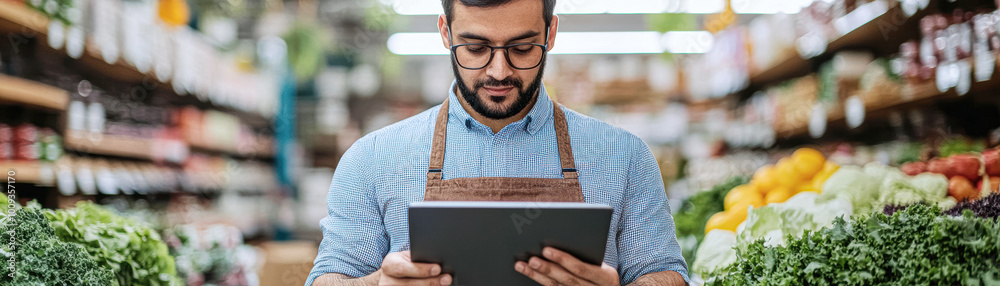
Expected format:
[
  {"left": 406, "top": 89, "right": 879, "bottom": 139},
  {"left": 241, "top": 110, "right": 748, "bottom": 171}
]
[{"left": 307, "top": 0, "right": 689, "bottom": 285}]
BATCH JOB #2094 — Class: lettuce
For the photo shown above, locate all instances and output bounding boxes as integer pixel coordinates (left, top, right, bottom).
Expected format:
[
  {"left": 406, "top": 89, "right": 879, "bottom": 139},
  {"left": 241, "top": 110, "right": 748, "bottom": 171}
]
[
  {"left": 821, "top": 163, "right": 950, "bottom": 215},
  {"left": 43, "top": 202, "right": 182, "bottom": 286},
  {"left": 693, "top": 192, "right": 853, "bottom": 277},
  {"left": 691, "top": 229, "right": 737, "bottom": 277},
  {"left": 818, "top": 165, "right": 881, "bottom": 214},
  {"left": 736, "top": 192, "right": 852, "bottom": 252}
]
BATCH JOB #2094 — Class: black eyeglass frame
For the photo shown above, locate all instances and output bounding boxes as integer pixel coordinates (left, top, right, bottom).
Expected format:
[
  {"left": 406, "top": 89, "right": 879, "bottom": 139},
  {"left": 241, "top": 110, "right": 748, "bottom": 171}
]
[{"left": 447, "top": 26, "right": 550, "bottom": 70}]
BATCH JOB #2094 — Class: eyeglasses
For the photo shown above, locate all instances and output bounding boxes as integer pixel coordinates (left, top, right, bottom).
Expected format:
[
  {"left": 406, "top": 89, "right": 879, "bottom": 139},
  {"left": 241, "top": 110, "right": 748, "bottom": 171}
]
[{"left": 448, "top": 27, "right": 549, "bottom": 70}]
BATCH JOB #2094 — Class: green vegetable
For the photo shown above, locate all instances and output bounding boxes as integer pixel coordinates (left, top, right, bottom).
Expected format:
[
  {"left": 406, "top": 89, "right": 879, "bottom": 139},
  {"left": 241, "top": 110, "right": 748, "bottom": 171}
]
[
  {"left": 820, "top": 163, "right": 950, "bottom": 215},
  {"left": 0, "top": 204, "right": 115, "bottom": 286},
  {"left": 711, "top": 205, "right": 1000, "bottom": 285},
  {"left": 875, "top": 168, "right": 949, "bottom": 207},
  {"left": 43, "top": 202, "right": 182, "bottom": 286},
  {"left": 735, "top": 192, "right": 852, "bottom": 251},
  {"left": 691, "top": 229, "right": 737, "bottom": 277},
  {"left": 693, "top": 192, "right": 853, "bottom": 276},
  {"left": 674, "top": 176, "right": 748, "bottom": 262},
  {"left": 938, "top": 138, "right": 986, "bottom": 158},
  {"left": 818, "top": 165, "right": 881, "bottom": 214}
]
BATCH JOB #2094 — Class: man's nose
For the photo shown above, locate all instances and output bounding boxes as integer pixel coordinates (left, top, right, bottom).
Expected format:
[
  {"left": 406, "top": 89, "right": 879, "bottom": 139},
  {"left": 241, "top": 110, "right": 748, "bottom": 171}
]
[{"left": 485, "top": 49, "right": 513, "bottom": 80}]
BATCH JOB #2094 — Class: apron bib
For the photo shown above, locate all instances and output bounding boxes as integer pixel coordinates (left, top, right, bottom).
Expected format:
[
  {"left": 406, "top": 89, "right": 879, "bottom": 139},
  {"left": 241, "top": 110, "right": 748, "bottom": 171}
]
[{"left": 424, "top": 98, "right": 584, "bottom": 202}]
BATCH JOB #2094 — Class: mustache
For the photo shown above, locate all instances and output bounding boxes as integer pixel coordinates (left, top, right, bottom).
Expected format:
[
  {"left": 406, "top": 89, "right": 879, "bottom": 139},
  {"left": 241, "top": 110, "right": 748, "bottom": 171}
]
[{"left": 474, "top": 77, "right": 523, "bottom": 91}]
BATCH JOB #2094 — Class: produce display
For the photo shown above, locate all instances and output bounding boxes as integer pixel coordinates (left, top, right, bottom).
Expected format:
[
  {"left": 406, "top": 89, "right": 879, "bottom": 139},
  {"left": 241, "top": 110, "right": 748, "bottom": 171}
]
[
  {"left": 1, "top": 198, "right": 183, "bottom": 286},
  {"left": 704, "top": 148, "right": 838, "bottom": 234},
  {"left": 165, "top": 224, "right": 258, "bottom": 286},
  {"left": 900, "top": 148, "right": 1000, "bottom": 201},
  {"left": 711, "top": 205, "right": 1000, "bottom": 285},
  {"left": 673, "top": 176, "right": 748, "bottom": 263},
  {"left": 43, "top": 202, "right": 183, "bottom": 286},
  {"left": 692, "top": 145, "right": 1000, "bottom": 283},
  {"left": 0, "top": 199, "right": 114, "bottom": 286}
]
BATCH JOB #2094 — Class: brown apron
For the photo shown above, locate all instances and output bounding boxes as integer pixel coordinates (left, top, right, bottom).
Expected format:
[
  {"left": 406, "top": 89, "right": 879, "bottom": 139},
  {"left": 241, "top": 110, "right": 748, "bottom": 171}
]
[{"left": 424, "top": 98, "right": 585, "bottom": 202}]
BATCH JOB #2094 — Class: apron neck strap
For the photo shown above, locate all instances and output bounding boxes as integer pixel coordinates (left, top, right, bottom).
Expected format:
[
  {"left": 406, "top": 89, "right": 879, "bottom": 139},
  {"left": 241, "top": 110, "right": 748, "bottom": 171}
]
[{"left": 427, "top": 97, "right": 578, "bottom": 179}]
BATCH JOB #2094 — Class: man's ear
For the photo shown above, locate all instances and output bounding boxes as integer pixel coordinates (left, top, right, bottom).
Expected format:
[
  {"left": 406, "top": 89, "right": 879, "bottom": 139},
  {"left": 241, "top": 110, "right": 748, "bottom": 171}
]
[
  {"left": 438, "top": 14, "right": 451, "bottom": 48},
  {"left": 546, "top": 15, "right": 559, "bottom": 52}
]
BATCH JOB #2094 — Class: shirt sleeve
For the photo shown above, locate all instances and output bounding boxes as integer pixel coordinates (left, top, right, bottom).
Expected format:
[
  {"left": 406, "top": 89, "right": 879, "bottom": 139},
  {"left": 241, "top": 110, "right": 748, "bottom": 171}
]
[
  {"left": 616, "top": 140, "right": 690, "bottom": 285},
  {"left": 305, "top": 138, "right": 389, "bottom": 286}
]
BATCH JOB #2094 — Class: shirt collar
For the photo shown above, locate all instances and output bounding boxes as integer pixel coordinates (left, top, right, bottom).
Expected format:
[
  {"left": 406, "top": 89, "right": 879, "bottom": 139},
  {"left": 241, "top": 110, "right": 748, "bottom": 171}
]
[{"left": 446, "top": 80, "right": 553, "bottom": 135}]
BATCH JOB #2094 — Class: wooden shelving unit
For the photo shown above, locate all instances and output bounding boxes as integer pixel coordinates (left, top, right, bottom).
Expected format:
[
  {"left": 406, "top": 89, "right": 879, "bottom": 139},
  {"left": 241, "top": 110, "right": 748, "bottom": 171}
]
[
  {"left": 748, "top": 1, "right": 925, "bottom": 88},
  {"left": 0, "top": 160, "right": 43, "bottom": 184},
  {"left": 775, "top": 59, "right": 1000, "bottom": 139},
  {"left": 0, "top": 1, "right": 48, "bottom": 35},
  {"left": 64, "top": 130, "right": 158, "bottom": 161},
  {"left": 0, "top": 75, "right": 70, "bottom": 111},
  {"left": 188, "top": 138, "right": 275, "bottom": 159},
  {"left": 0, "top": 1, "right": 272, "bottom": 128}
]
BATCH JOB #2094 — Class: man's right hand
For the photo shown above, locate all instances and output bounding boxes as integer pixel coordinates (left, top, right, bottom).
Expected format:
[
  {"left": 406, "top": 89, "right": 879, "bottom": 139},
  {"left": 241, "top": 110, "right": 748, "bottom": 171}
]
[{"left": 379, "top": 251, "right": 452, "bottom": 286}]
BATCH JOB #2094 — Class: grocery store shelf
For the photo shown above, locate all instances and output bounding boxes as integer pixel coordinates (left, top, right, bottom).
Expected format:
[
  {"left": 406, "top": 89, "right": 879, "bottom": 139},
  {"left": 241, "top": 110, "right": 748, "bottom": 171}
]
[
  {"left": 0, "top": 4, "right": 273, "bottom": 128},
  {"left": 0, "top": 160, "right": 43, "bottom": 184},
  {"left": 0, "top": 75, "right": 70, "bottom": 111},
  {"left": 776, "top": 61, "right": 1000, "bottom": 139},
  {"left": 64, "top": 130, "right": 158, "bottom": 161},
  {"left": 749, "top": 2, "right": 923, "bottom": 88},
  {"left": 0, "top": 1, "right": 48, "bottom": 35},
  {"left": 188, "top": 139, "right": 275, "bottom": 159},
  {"left": 74, "top": 45, "right": 151, "bottom": 84}
]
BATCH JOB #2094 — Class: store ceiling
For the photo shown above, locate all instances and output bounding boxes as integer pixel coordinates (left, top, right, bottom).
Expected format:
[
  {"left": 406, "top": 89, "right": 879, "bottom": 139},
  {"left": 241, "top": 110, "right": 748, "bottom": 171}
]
[{"left": 394, "top": 14, "right": 651, "bottom": 32}]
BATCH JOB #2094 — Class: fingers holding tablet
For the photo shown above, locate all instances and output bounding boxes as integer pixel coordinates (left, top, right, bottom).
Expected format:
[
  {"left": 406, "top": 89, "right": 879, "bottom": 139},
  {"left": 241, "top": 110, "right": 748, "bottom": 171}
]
[
  {"left": 514, "top": 247, "right": 620, "bottom": 286},
  {"left": 380, "top": 251, "right": 453, "bottom": 286}
]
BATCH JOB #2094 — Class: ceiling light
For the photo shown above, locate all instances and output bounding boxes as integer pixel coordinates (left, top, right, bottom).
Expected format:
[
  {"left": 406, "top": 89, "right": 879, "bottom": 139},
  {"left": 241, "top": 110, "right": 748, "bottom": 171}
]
[
  {"left": 388, "top": 31, "right": 713, "bottom": 55},
  {"left": 661, "top": 31, "right": 714, "bottom": 53}
]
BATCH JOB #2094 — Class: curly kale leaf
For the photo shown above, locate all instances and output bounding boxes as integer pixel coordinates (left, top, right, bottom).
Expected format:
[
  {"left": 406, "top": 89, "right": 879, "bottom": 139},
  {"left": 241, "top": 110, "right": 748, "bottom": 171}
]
[
  {"left": 0, "top": 206, "right": 115, "bottom": 286},
  {"left": 712, "top": 204, "right": 1000, "bottom": 285}
]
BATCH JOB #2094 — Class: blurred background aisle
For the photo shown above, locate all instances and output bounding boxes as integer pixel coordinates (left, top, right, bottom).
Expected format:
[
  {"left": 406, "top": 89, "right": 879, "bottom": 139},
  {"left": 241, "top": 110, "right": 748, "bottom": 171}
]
[{"left": 1, "top": 0, "right": 999, "bottom": 285}]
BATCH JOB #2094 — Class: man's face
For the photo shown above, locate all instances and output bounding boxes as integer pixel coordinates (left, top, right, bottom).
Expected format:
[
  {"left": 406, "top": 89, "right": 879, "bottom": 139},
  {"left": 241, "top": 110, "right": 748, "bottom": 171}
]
[{"left": 439, "top": 0, "right": 556, "bottom": 119}]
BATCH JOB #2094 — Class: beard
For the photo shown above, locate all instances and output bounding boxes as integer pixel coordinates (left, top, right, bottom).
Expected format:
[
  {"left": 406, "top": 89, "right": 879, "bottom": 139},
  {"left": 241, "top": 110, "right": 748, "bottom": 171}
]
[{"left": 452, "top": 58, "right": 546, "bottom": 120}]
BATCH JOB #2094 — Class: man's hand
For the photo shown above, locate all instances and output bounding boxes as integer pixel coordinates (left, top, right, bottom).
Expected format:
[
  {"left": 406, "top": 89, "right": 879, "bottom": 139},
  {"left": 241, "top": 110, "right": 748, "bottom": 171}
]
[
  {"left": 380, "top": 251, "right": 452, "bottom": 286},
  {"left": 514, "top": 247, "right": 620, "bottom": 286}
]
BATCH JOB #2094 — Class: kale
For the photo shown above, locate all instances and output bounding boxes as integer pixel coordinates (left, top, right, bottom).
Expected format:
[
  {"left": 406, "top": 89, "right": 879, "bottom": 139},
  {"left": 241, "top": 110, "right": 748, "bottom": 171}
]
[
  {"left": 43, "top": 202, "right": 183, "bottom": 286},
  {"left": 712, "top": 204, "right": 1000, "bottom": 285},
  {"left": 0, "top": 206, "right": 115, "bottom": 286}
]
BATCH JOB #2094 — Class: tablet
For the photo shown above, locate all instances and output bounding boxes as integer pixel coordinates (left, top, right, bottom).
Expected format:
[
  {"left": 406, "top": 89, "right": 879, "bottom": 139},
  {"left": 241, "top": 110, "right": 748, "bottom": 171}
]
[{"left": 409, "top": 201, "right": 614, "bottom": 286}]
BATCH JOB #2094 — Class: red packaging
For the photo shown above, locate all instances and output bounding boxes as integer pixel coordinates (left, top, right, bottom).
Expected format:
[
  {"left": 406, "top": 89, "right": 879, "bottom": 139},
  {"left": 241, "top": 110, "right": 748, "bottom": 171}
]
[
  {"left": 13, "top": 123, "right": 37, "bottom": 144},
  {"left": 0, "top": 142, "right": 11, "bottom": 160},
  {"left": 14, "top": 142, "right": 38, "bottom": 160},
  {"left": 0, "top": 124, "right": 11, "bottom": 142}
]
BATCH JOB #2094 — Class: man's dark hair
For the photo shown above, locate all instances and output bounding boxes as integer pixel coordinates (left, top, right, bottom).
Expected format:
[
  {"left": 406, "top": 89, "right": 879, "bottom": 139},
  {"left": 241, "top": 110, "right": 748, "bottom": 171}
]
[{"left": 441, "top": 0, "right": 556, "bottom": 28}]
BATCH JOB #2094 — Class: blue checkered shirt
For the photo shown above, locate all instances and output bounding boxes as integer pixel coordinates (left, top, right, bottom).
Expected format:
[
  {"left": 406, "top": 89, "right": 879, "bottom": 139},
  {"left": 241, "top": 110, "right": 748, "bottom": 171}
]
[{"left": 306, "top": 81, "right": 689, "bottom": 285}]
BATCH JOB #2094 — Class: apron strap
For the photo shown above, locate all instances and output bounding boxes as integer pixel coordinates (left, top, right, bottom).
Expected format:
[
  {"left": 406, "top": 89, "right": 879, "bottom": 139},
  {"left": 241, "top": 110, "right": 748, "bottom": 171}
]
[
  {"left": 427, "top": 97, "right": 578, "bottom": 180},
  {"left": 551, "top": 101, "right": 578, "bottom": 179},
  {"left": 427, "top": 100, "right": 450, "bottom": 181}
]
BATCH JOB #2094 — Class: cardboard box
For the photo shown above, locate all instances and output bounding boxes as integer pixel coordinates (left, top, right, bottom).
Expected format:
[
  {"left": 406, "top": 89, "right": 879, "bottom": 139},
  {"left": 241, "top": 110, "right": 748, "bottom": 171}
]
[{"left": 258, "top": 241, "right": 318, "bottom": 286}]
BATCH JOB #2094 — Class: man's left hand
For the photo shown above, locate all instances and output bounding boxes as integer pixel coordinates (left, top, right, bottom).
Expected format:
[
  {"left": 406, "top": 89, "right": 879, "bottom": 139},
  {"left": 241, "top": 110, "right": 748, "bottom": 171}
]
[{"left": 514, "top": 247, "right": 620, "bottom": 286}]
